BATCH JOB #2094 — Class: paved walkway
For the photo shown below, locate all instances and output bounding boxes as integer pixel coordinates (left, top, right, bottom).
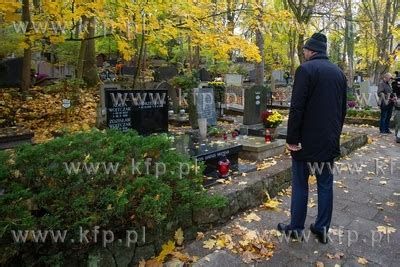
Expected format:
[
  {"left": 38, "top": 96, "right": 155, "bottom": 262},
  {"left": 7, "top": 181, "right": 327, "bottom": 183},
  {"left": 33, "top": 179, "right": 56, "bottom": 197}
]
[{"left": 183, "top": 125, "right": 400, "bottom": 266}]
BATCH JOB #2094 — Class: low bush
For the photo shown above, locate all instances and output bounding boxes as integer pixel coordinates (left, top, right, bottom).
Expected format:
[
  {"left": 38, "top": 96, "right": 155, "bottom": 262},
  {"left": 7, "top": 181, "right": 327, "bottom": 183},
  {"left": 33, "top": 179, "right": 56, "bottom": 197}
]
[{"left": 0, "top": 129, "right": 226, "bottom": 265}]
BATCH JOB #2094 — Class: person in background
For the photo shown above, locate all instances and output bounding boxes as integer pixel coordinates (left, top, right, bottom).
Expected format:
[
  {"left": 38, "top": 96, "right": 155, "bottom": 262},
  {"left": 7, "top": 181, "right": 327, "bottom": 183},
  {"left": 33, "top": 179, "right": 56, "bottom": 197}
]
[
  {"left": 377, "top": 73, "right": 395, "bottom": 134},
  {"left": 391, "top": 71, "right": 400, "bottom": 97},
  {"left": 394, "top": 94, "right": 400, "bottom": 143}
]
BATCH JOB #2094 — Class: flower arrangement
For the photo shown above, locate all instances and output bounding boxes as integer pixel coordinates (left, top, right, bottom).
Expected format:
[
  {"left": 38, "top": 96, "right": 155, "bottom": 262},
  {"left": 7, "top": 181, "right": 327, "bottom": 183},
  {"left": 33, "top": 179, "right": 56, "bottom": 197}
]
[
  {"left": 261, "top": 110, "right": 283, "bottom": 128},
  {"left": 347, "top": 100, "right": 357, "bottom": 109},
  {"left": 208, "top": 81, "right": 225, "bottom": 87}
]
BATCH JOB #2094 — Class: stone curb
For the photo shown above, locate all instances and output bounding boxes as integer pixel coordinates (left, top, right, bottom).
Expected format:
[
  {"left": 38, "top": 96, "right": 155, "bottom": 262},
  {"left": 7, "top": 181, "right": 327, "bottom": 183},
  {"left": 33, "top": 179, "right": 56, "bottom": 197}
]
[
  {"left": 345, "top": 117, "right": 394, "bottom": 128},
  {"left": 193, "top": 133, "right": 368, "bottom": 228}
]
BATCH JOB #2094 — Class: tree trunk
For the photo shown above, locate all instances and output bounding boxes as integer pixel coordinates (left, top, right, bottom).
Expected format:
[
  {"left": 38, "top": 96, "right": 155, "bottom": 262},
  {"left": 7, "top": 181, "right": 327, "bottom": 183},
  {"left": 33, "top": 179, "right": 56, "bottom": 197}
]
[
  {"left": 21, "top": 0, "right": 32, "bottom": 92},
  {"left": 82, "top": 16, "right": 98, "bottom": 86},
  {"left": 255, "top": 28, "right": 264, "bottom": 86},
  {"left": 344, "top": 0, "right": 354, "bottom": 88},
  {"left": 297, "top": 33, "right": 305, "bottom": 64},
  {"left": 194, "top": 45, "right": 200, "bottom": 69},
  {"left": 76, "top": 17, "right": 87, "bottom": 79}
]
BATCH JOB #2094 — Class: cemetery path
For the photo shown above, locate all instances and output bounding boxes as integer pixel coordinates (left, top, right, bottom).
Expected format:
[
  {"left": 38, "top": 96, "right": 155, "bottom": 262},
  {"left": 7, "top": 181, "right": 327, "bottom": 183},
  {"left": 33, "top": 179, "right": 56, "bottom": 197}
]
[{"left": 180, "top": 125, "right": 400, "bottom": 267}]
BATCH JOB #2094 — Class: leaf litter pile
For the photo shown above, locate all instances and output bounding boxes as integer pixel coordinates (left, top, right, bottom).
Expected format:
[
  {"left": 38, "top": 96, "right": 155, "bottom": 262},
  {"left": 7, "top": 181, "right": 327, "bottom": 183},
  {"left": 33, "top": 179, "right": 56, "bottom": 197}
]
[{"left": 1, "top": 87, "right": 99, "bottom": 143}]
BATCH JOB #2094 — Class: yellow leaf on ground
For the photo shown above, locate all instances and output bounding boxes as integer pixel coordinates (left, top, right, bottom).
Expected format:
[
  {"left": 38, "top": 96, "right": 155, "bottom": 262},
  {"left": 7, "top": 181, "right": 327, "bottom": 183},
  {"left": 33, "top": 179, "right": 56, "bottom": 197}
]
[
  {"left": 376, "top": 225, "right": 397, "bottom": 234},
  {"left": 244, "top": 212, "right": 261, "bottom": 222},
  {"left": 156, "top": 240, "right": 175, "bottom": 263},
  {"left": 174, "top": 228, "right": 184, "bottom": 246},
  {"left": 309, "top": 175, "right": 317, "bottom": 185},
  {"left": 203, "top": 239, "right": 216, "bottom": 249},
  {"left": 357, "top": 257, "right": 368, "bottom": 265},
  {"left": 262, "top": 198, "right": 281, "bottom": 210},
  {"left": 144, "top": 258, "right": 163, "bottom": 267}
]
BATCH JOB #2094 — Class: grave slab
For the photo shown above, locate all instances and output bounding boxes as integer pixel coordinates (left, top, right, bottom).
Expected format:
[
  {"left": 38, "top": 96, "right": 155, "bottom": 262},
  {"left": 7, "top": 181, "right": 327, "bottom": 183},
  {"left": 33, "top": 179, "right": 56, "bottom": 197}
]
[{"left": 238, "top": 136, "right": 286, "bottom": 161}]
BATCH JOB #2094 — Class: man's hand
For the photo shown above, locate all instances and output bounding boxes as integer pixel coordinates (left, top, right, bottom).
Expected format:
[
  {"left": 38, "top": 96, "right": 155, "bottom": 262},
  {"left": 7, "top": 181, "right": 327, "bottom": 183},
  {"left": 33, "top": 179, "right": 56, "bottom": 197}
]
[{"left": 286, "top": 143, "right": 302, "bottom": 151}]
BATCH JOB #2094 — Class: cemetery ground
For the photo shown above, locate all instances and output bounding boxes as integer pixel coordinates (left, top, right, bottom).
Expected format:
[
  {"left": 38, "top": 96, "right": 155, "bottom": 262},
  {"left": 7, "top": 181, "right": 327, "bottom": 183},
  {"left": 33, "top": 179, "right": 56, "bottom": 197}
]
[{"left": 1, "top": 85, "right": 400, "bottom": 266}]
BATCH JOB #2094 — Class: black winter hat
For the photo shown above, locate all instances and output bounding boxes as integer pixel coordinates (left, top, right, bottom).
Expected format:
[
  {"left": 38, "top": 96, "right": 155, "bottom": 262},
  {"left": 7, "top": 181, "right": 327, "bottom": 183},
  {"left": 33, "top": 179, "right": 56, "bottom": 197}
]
[{"left": 303, "top": 32, "right": 327, "bottom": 53}]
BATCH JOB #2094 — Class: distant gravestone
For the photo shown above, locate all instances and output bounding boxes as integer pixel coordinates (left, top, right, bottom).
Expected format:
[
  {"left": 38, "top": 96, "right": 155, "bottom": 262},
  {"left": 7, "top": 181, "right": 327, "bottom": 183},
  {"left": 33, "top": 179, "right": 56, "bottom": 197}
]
[
  {"left": 272, "top": 70, "right": 284, "bottom": 82},
  {"left": 155, "top": 82, "right": 179, "bottom": 112},
  {"left": 154, "top": 66, "right": 178, "bottom": 82},
  {"left": 121, "top": 66, "right": 136, "bottom": 76},
  {"left": 105, "top": 89, "right": 168, "bottom": 134},
  {"left": 199, "top": 68, "right": 211, "bottom": 81},
  {"left": 243, "top": 85, "right": 267, "bottom": 125},
  {"left": 0, "top": 58, "right": 23, "bottom": 88},
  {"left": 248, "top": 69, "right": 256, "bottom": 82},
  {"left": 195, "top": 88, "right": 217, "bottom": 126},
  {"left": 225, "top": 74, "right": 243, "bottom": 87},
  {"left": 37, "top": 61, "right": 53, "bottom": 77}
]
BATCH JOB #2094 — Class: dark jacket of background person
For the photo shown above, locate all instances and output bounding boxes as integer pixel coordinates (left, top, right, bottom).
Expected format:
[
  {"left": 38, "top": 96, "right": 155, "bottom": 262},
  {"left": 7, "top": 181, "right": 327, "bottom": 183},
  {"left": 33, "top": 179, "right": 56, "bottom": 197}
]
[
  {"left": 378, "top": 80, "right": 393, "bottom": 107},
  {"left": 286, "top": 53, "right": 348, "bottom": 162}
]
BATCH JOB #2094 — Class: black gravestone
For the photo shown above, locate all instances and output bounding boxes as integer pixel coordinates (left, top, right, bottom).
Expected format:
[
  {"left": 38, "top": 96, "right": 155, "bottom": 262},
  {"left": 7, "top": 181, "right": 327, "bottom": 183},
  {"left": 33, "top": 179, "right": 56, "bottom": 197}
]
[
  {"left": 243, "top": 85, "right": 267, "bottom": 125},
  {"left": 0, "top": 58, "right": 23, "bottom": 88},
  {"left": 199, "top": 68, "right": 211, "bottom": 81},
  {"left": 121, "top": 66, "right": 136, "bottom": 75},
  {"left": 105, "top": 89, "right": 168, "bottom": 135},
  {"left": 248, "top": 69, "right": 256, "bottom": 83},
  {"left": 195, "top": 88, "right": 217, "bottom": 126},
  {"left": 153, "top": 66, "right": 178, "bottom": 82}
]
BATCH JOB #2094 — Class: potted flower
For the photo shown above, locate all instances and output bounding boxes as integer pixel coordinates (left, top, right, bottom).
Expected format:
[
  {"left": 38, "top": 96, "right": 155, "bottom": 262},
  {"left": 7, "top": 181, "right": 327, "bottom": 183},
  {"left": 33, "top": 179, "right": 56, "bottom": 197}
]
[{"left": 261, "top": 110, "right": 283, "bottom": 138}]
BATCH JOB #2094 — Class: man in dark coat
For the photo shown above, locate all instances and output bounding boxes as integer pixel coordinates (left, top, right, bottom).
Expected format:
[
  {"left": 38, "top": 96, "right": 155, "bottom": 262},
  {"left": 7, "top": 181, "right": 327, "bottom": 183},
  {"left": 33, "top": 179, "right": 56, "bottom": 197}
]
[{"left": 277, "top": 33, "right": 347, "bottom": 243}]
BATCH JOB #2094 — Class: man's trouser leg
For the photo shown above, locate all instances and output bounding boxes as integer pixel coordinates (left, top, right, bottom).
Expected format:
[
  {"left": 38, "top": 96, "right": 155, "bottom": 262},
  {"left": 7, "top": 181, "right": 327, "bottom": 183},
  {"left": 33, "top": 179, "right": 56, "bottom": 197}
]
[
  {"left": 380, "top": 107, "right": 388, "bottom": 133},
  {"left": 289, "top": 159, "right": 309, "bottom": 232},
  {"left": 314, "top": 160, "right": 334, "bottom": 234}
]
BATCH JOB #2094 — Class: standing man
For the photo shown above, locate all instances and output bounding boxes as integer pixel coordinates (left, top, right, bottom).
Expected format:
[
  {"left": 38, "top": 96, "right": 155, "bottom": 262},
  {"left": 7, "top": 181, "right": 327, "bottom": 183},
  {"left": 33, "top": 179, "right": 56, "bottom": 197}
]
[
  {"left": 277, "top": 33, "right": 347, "bottom": 244},
  {"left": 378, "top": 73, "right": 394, "bottom": 134}
]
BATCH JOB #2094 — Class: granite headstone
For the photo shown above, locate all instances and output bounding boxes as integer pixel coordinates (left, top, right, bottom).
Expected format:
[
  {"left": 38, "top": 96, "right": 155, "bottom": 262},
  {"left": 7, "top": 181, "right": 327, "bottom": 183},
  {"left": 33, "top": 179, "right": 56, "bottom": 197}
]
[
  {"left": 105, "top": 89, "right": 168, "bottom": 134},
  {"left": 153, "top": 66, "right": 178, "bottom": 82},
  {"left": 195, "top": 88, "right": 217, "bottom": 126},
  {"left": 243, "top": 85, "right": 267, "bottom": 125},
  {"left": 0, "top": 58, "right": 23, "bottom": 88}
]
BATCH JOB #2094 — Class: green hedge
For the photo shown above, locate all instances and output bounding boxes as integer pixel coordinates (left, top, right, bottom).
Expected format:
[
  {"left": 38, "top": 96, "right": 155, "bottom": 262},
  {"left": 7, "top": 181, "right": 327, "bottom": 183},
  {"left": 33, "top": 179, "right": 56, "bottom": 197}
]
[
  {"left": 0, "top": 130, "right": 226, "bottom": 265},
  {"left": 346, "top": 109, "right": 380, "bottom": 119}
]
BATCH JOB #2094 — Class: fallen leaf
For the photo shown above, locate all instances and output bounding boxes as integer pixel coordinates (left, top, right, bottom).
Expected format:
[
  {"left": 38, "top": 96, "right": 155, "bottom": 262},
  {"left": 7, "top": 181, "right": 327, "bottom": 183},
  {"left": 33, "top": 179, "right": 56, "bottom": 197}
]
[
  {"left": 326, "top": 253, "right": 335, "bottom": 259},
  {"left": 385, "top": 201, "right": 395, "bottom": 207},
  {"left": 238, "top": 181, "right": 248, "bottom": 185},
  {"left": 334, "top": 252, "right": 344, "bottom": 259},
  {"left": 156, "top": 240, "right": 176, "bottom": 262},
  {"left": 376, "top": 225, "right": 396, "bottom": 234},
  {"left": 138, "top": 259, "right": 146, "bottom": 267},
  {"left": 379, "top": 180, "right": 387, "bottom": 185},
  {"left": 393, "top": 192, "right": 400, "bottom": 196},
  {"left": 244, "top": 212, "right": 261, "bottom": 222},
  {"left": 309, "top": 175, "right": 317, "bottom": 185},
  {"left": 357, "top": 257, "right": 368, "bottom": 265},
  {"left": 203, "top": 239, "right": 216, "bottom": 249},
  {"left": 316, "top": 261, "right": 324, "bottom": 267},
  {"left": 174, "top": 228, "right": 184, "bottom": 246},
  {"left": 196, "top": 232, "right": 205, "bottom": 240},
  {"left": 144, "top": 258, "right": 163, "bottom": 267},
  {"left": 241, "top": 251, "right": 261, "bottom": 263}
]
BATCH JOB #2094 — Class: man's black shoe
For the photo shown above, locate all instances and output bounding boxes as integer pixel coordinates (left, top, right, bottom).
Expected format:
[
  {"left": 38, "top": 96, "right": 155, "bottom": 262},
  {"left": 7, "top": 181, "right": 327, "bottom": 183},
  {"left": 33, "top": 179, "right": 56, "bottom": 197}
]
[
  {"left": 385, "top": 130, "right": 393, "bottom": 134},
  {"left": 277, "top": 223, "right": 303, "bottom": 241},
  {"left": 310, "top": 223, "right": 328, "bottom": 244}
]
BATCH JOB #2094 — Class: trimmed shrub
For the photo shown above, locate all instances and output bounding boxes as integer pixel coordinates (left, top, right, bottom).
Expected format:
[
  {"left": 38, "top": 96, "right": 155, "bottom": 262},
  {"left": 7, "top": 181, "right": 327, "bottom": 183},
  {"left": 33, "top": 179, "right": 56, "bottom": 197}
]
[{"left": 0, "top": 129, "right": 226, "bottom": 265}]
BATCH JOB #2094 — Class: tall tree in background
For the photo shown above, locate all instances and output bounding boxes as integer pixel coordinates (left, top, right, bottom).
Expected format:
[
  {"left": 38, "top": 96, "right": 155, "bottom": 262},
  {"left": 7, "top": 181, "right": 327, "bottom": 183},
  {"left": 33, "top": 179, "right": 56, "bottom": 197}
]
[
  {"left": 344, "top": 0, "right": 355, "bottom": 87},
  {"left": 362, "top": 0, "right": 400, "bottom": 84},
  {"left": 21, "top": 0, "right": 32, "bottom": 92},
  {"left": 286, "top": 0, "right": 317, "bottom": 63}
]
